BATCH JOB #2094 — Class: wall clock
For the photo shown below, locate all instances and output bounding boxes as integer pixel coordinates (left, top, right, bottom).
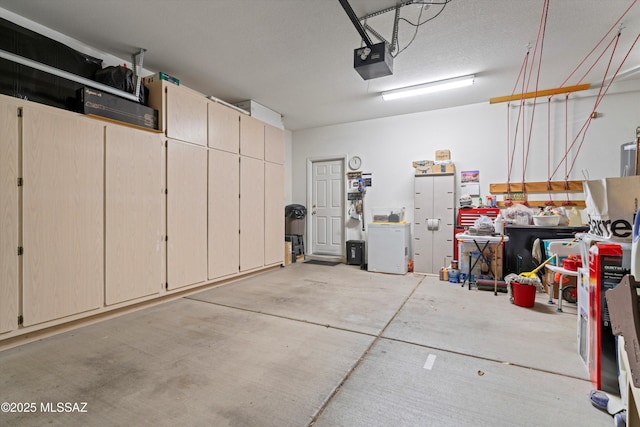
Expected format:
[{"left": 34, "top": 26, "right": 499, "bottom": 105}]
[{"left": 349, "top": 156, "right": 362, "bottom": 170}]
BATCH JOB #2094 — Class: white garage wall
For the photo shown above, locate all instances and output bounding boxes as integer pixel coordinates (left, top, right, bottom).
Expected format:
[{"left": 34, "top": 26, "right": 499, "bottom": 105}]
[{"left": 291, "top": 83, "right": 640, "bottom": 242}]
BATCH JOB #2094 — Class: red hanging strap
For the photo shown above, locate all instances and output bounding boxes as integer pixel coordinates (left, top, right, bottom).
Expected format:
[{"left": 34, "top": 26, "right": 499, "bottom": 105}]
[
  {"left": 559, "top": 0, "right": 637, "bottom": 88},
  {"left": 566, "top": 30, "right": 640, "bottom": 177}
]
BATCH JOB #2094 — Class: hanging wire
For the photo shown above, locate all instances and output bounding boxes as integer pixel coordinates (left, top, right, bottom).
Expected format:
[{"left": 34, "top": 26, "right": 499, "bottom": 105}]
[
  {"left": 522, "top": 0, "right": 550, "bottom": 182},
  {"left": 549, "top": 31, "right": 628, "bottom": 180},
  {"left": 545, "top": 96, "right": 554, "bottom": 206},
  {"left": 398, "top": 0, "right": 453, "bottom": 27},
  {"left": 506, "top": 102, "right": 512, "bottom": 205},
  {"left": 505, "top": 50, "right": 530, "bottom": 206},
  {"left": 392, "top": 0, "right": 454, "bottom": 57},
  {"left": 393, "top": 3, "right": 426, "bottom": 57}
]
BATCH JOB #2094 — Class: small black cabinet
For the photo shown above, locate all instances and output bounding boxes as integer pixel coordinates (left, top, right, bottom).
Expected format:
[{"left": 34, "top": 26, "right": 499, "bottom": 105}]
[
  {"left": 346, "top": 240, "right": 365, "bottom": 267},
  {"left": 504, "top": 225, "right": 588, "bottom": 274}
]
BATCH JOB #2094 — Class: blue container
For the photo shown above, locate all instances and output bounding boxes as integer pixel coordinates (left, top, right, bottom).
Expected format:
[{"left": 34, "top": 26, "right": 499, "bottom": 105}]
[{"left": 448, "top": 269, "right": 459, "bottom": 283}]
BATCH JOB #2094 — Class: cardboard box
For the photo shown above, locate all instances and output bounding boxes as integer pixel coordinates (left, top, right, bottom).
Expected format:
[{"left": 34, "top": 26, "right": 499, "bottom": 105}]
[
  {"left": 142, "top": 72, "right": 180, "bottom": 86},
  {"left": 436, "top": 149, "right": 451, "bottom": 161},
  {"left": 412, "top": 159, "right": 434, "bottom": 169},
  {"left": 542, "top": 269, "right": 577, "bottom": 299},
  {"left": 284, "top": 242, "right": 292, "bottom": 266},
  {"left": 77, "top": 87, "right": 158, "bottom": 130},
  {"left": 415, "top": 162, "right": 455, "bottom": 175}
]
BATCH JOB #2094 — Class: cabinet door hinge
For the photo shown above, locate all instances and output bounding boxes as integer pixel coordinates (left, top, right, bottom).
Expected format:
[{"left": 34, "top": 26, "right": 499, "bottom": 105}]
[
  {"left": 165, "top": 236, "right": 168, "bottom": 242},
  {"left": 17, "top": 177, "right": 23, "bottom": 187},
  {"left": 17, "top": 246, "right": 23, "bottom": 256},
  {"left": 165, "top": 282, "right": 168, "bottom": 290},
  {"left": 17, "top": 107, "right": 23, "bottom": 118},
  {"left": 164, "top": 189, "right": 168, "bottom": 195},
  {"left": 18, "top": 315, "right": 23, "bottom": 326}
]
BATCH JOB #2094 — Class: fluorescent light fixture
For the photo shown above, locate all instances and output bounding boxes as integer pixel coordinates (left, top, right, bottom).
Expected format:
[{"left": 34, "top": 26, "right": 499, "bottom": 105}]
[{"left": 381, "top": 74, "right": 475, "bottom": 101}]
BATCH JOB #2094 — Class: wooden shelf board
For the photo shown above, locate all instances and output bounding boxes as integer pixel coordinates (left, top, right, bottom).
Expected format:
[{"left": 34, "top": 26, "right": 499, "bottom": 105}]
[
  {"left": 489, "top": 83, "right": 591, "bottom": 104},
  {"left": 497, "top": 200, "right": 586, "bottom": 208},
  {"left": 490, "top": 180, "right": 584, "bottom": 194}
]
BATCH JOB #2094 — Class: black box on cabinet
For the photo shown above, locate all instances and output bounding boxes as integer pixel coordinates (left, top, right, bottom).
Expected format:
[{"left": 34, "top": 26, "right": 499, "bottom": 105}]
[{"left": 77, "top": 87, "right": 158, "bottom": 130}]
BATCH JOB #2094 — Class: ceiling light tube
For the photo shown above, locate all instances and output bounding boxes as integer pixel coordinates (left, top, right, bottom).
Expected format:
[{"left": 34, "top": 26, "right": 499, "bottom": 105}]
[{"left": 381, "top": 74, "right": 475, "bottom": 101}]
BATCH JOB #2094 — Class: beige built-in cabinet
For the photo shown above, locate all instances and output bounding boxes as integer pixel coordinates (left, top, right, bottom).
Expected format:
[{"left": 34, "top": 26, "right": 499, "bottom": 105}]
[
  {"left": 167, "top": 139, "right": 208, "bottom": 289},
  {"left": 0, "top": 97, "right": 19, "bottom": 334},
  {"left": 21, "top": 106, "right": 105, "bottom": 326},
  {"left": 105, "top": 125, "right": 163, "bottom": 305},
  {"left": 208, "top": 101, "right": 240, "bottom": 279},
  {"left": 0, "top": 80, "right": 284, "bottom": 343}
]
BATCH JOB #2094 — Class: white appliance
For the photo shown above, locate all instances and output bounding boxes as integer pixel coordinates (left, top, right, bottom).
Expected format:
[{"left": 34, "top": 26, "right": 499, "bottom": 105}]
[{"left": 367, "top": 223, "right": 411, "bottom": 274}]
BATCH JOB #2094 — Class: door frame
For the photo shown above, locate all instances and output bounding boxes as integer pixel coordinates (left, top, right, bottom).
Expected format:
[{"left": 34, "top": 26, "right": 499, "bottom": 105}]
[{"left": 306, "top": 155, "right": 347, "bottom": 257}]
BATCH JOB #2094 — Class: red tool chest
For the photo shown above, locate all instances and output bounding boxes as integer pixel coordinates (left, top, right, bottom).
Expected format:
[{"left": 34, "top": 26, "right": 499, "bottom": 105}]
[{"left": 454, "top": 207, "right": 501, "bottom": 261}]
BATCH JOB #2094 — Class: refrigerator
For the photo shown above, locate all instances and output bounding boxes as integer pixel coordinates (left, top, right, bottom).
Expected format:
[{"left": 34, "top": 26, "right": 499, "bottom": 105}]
[{"left": 367, "top": 223, "right": 411, "bottom": 274}]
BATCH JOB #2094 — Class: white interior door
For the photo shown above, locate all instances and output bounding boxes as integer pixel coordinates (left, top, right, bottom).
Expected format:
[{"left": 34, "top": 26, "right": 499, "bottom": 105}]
[{"left": 311, "top": 159, "right": 343, "bottom": 256}]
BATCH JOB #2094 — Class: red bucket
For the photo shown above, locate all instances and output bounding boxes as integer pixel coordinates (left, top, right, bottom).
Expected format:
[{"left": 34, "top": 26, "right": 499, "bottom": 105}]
[{"left": 512, "top": 282, "right": 536, "bottom": 308}]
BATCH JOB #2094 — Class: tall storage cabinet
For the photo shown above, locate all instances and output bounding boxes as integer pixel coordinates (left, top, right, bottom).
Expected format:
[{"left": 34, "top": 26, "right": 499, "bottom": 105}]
[
  {"left": 264, "top": 124, "right": 285, "bottom": 266},
  {"left": 240, "top": 156, "right": 265, "bottom": 271},
  {"left": 208, "top": 149, "right": 240, "bottom": 279},
  {"left": 105, "top": 126, "right": 163, "bottom": 305},
  {"left": 22, "top": 106, "right": 104, "bottom": 326},
  {"left": 167, "top": 139, "right": 208, "bottom": 289},
  {"left": 265, "top": 162, "right": 285, "bottom": 265},
  {"left": 413, "top": 173, "right": 455, "bottom": 274},
  {"left": 208, "top": 101, "right": 240, "bottom": 279},
  {"left": 0, "top": 98, "right": 19, "bottom": 334},
  {"left": 239, "top": 114, "right": 265, "bottom": 271}
]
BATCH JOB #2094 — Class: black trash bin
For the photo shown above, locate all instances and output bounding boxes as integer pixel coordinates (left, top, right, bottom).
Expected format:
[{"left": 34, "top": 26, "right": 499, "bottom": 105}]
[
  {"left": 285, "top": 204, "right": 306, "bottom": 235},
  {"left": 346, "top": 240, "right": 365, "bottom": 267}
]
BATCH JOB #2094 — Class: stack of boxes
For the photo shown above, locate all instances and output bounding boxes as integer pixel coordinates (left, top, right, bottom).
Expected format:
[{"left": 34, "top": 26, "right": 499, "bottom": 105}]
[{"left": 413, "top": 149, "right": 455, "bottom": 176}]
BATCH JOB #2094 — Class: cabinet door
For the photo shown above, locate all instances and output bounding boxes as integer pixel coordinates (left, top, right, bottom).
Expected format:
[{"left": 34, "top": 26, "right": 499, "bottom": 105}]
[
  {"left": 167, "top": 140, "right": 208, "bottom": 289},
  {"left": 240, "top": 115, "right": 264, "bottom": 160},
  {"left": 264, "top": 124, "right": 284, "bottom": 164},
  {"left": 208, "top": 101, "right": 240, "bottom": 153},
  {"left": 166, "top": 85, "right": 208, "bottom": 146},
  {"left": 22, "top": 106, "right": 104, "bottom": 326},
  {"left": 433, "top": 174, "right": 455, "bottom": 268},
  {"left": 105, "top": 126, "right": 163, "bottom": 305},
  {"left": 413, "top": 235, "right": 432, "bottom": 274},
  {"left": 264, "top": 162, "right": 284, "bottom": 266},
  {"left": 433, "top": 174, "right": 455, "bottom": 224},
  {"left": 209, "top": 149, "right": 240, "bottom": 279},
  {"left": 0, "top": 97, "right": 19, "bottom": 333},
  {"left": 240, "top": 156, "right": 265, "bottom": 271}
]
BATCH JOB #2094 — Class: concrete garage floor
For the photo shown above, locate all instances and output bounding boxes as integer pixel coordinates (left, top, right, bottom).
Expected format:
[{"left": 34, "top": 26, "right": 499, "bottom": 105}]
[{"left": 0, "top": 263, "right": 612, "bottom": 426}]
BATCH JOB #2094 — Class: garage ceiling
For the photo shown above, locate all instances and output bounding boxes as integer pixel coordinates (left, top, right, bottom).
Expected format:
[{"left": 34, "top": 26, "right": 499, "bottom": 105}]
[{"left": 1, "top": 0, "right": 640, "bottom": 130}]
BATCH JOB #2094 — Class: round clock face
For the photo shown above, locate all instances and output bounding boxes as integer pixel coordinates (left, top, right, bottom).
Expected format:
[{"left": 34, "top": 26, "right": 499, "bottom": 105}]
[{"left": 349, "top": 156, "right": 361, "bottom": 170}]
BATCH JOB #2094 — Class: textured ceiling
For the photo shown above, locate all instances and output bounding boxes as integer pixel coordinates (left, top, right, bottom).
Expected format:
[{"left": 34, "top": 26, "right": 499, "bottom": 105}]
[{"left": 1, "top": 0, "right": 640, "bottom": 130}]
